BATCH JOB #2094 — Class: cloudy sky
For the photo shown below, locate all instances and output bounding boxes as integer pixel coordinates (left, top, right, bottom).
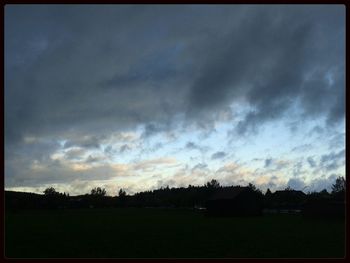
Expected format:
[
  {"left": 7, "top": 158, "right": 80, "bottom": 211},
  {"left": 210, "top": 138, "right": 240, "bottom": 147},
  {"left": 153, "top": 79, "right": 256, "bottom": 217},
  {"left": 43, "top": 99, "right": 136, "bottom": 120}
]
[{"left": 5, "top": 5, "right": 345, "bottom": 196}]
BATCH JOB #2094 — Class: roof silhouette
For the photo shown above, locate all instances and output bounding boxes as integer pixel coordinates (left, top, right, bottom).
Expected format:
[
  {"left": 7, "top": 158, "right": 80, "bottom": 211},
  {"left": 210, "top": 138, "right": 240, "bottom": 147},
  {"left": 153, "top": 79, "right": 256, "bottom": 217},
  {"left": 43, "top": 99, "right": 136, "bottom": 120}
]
[
  {"left": 274, "top": 190, "right": 306, "bottom": 196},
  {"left": 208, "top": 187, "right": 250, "bottom": 201}
]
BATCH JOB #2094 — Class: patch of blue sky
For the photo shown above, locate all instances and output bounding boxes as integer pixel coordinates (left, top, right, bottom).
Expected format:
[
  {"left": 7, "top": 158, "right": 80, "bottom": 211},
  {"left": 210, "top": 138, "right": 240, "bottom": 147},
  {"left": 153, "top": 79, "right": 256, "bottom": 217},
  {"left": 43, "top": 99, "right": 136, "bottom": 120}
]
[
  {"left": 227, "top": 120, "right": 290, "bottom": 162},
  {"left": 57, "top": 139, "right": 67, "bottom": 148}
]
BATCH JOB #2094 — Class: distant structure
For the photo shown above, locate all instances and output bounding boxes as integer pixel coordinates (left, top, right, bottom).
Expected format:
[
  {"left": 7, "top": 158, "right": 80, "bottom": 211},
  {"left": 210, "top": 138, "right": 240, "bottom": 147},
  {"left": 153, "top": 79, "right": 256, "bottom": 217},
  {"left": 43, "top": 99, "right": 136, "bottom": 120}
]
[
  {"left": 205, "top": 187, "right": 263, "bottom": 216},
  {"left": 269, "top": 189, "right": 306, "bottom": 211},
  {"left": 302, "top": 191, "right": 345, "bottom": 219},
  {"left": 302, "top": 199, "right": 345, "bottom": 218}
]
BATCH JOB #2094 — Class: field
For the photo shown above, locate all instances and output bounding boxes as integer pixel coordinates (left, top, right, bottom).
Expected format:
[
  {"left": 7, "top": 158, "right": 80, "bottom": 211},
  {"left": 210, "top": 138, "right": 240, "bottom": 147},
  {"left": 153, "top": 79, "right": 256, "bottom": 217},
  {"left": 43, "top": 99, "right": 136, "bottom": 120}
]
[{"left": 5, "top": 208, "right": 345, "bottom": 258}]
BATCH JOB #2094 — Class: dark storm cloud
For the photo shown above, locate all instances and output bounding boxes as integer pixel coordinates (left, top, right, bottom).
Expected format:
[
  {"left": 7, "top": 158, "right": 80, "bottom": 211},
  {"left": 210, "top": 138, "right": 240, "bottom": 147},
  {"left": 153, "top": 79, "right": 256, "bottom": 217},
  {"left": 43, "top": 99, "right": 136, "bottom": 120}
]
[
  {"left": 5, "top": 5, "right": 189, "bottom": 147},
  {"left": 5, "top": 5, "right": 344, "bottom": 146},
  {"left": 211, "top": 151, "right": 226, "bottom": 160},
  {"left": 219, "top": 6, "right": 344, "bottom": 135}
]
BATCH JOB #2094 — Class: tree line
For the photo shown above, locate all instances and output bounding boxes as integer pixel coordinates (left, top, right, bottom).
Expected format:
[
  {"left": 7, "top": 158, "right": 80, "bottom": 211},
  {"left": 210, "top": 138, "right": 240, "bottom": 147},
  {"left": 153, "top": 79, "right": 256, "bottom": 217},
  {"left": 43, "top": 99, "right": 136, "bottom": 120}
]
[{"left": 5, "top": 177, "right": 345, "bottom": 211}]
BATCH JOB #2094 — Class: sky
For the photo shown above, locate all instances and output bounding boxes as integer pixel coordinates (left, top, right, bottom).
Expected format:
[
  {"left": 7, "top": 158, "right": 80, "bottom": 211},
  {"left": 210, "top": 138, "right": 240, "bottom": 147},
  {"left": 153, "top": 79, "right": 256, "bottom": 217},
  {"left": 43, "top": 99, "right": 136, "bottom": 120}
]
[{"left": 5, "top": 5, "right": 345, "bottom": 196}]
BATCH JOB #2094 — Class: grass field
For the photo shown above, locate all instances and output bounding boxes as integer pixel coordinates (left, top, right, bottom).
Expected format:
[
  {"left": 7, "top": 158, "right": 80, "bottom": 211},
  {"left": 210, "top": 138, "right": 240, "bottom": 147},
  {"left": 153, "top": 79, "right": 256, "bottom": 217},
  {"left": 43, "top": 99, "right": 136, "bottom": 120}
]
[{"left": 5, "top": 208, "right": 345, "bottom": 258}]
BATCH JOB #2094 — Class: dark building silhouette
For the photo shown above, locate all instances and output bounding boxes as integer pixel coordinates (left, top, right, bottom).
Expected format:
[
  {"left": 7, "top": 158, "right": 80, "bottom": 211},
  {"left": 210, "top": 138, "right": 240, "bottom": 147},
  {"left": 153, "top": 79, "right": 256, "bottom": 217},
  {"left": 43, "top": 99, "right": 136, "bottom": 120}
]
[
  {"left": 302, "top": 192, "right": 345, "bottom": 219},
  {"left": 205, "top": 187, "right": 263, "bottom": 216},
  {"left": 270, "top": 190, "right": 306, "bottom": 211},
  {"left": 302, "top": 199, "right": 345, "bottom": 218}
]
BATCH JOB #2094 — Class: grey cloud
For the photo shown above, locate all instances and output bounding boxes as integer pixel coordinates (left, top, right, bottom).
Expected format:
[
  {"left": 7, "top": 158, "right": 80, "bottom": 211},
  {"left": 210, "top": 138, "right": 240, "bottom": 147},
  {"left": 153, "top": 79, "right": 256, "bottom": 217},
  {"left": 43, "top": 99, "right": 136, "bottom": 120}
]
[
  {"left": 324, "top": 162, "right": 339, "bottom": 171},
  {"left": 320, "top": 149, "right": 345, "bottom": 171},
  {"left": 64, "top": 136, "right": 101, "bottom": 149},
  {"left": 104, "top": 145, "right": 114, "bottom": 154},
  {"left": 5, "top": 138, "right": 61, "bottom": 169},
  {"left": 264, "top": 158, "right": 273, "bottom": 168},
  {"left": 271, "top": 175, "right": 278, "bottom": 181},
  {"left": 259, "top": 158, "right": 290, "bottom": 172},
  {"left": 120, "top": 144, "right": 131, "bottom": 153},
  {"left": 293, "top": 161, "right": 304, "bottom": 177},
  {"left": 185, "top": 141, "right": 210, "bottom": 154},
  {"left": 132, "top": 157, "right": 178, "bottom": 171},
  {"left": 308, "top": 125, "right": 324, "bottom": 137},
  {"left": 211, "top": 151, "right": 226, "bottom": 160},
  {"left": 141, "top": 123, "right": 163, "bottom": 139},
  {"left": 65, "top": 148, "right": 86, "bottom": 160},
  {"left": 85, "top": 155, "right": 104, "bottom": 163},
  {"left": 328, "top": 132, "right": 345, "bottom": 150},
  {"left": 5, "top": 158, "right": 118, "bottom": 188},
  {"left": 307, "top": 157, "right": 316, "bottom": 168},
  {"left": 149, "top": 142, "right": 163, "bottom": 152},
  {"left": 192, "top": 163, "right": 208, "bottom": 171},
  {"left": 139, "top": 142, "right": 164, "bottom": 156},
  {"left": 307, "top": 174, "right": 339, "bottom": 192},
  {"left": 287, "top": 177, "right": 306, "bottom": 190},
  {"left": 307, "top": 150, "right": 344, "bottom": 174},
  {"left": 185, "top": 142, "right": 199, "bottom": 150},
  {"left": 326, "top": 67, "right": 345, "bottom": 125}
]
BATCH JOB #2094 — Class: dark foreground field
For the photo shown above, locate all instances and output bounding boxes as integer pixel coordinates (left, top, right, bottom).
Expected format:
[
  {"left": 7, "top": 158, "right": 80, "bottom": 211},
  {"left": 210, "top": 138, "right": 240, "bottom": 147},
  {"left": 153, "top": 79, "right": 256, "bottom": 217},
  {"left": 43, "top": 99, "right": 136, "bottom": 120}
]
[{"left": 5, "top": 208, "right": 345, "bottom": 258}]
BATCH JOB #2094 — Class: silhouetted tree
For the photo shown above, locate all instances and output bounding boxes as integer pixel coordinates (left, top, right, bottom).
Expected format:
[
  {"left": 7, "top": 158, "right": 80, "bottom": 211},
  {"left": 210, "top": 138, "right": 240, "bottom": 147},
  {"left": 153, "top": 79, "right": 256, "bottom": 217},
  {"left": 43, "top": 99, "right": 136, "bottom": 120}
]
[
  {"left": 248, "top": 183, "right": 263, "bottom": 195},
  {"left": 205, "top": 179, "right": 220, "bottom": 189},
  {"left": 91, "top": 187, "right": 107, "bottom": 196},
  {"left": 264, "top": 188, "right": 273, "bottom": 208},
  {"left": 331, "top": 177, "right": 345, "bottom": 201},
  {"left": 265, "top": 188, "right": 272, "bottom": 196},
  {"left": 116, "top": 188, "right": 127, "bottom": 207},
  {"left": 319, "top": 189, "right": 329, "bottom": 196},
  {"left": 43, "top": 187, "right": 58, "bottom": 196},
  {"left": 118, "top": 189, "right": 126, "bottom": 197},
  {"left": 332, "top": 177, "right": 345, "bottom": 193},
  {"left": 43, "top": 187, "right": 66, "bottom": 209}
]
